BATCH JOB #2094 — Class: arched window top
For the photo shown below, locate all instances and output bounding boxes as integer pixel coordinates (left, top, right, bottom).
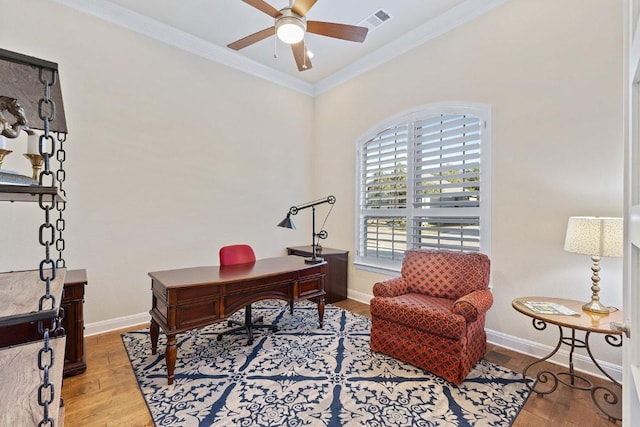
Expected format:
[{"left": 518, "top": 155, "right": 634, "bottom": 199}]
[{"left": 355, "top": 103, "right": 492, "bottom": 273}]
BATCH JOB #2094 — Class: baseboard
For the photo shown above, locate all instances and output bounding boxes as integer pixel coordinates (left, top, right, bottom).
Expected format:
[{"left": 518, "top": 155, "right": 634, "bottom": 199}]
[
  {"left": 346, "top": 289, "right": 372, "bottom": 305},
  {"left": 86, "top": 295, "right": 623, "bottom": 383},
  {"left": 85, "top": 312, "right": 150, "bottom": 337}
]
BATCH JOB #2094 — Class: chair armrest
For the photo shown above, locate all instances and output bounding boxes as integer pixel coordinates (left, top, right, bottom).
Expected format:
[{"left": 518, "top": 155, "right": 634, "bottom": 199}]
[
  {"left": 452, "top": 289, "right": 493, "bottom": 322},
  {"left": 372, "top": 277, "right": 409, "bottom": 297}
]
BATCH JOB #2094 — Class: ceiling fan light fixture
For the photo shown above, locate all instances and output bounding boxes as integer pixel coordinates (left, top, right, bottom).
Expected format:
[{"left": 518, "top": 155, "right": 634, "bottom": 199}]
[{"left": 276, "top": 9, "right": 306, "bottom": 44}]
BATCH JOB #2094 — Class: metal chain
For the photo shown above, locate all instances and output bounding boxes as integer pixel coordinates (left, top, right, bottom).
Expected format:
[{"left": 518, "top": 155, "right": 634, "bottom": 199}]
[
  {"left": 36, "top": 66, "right": 58, "bottom": 427},
  {"left": 55, "top": 132, "right": 66, "bottom": 269}
]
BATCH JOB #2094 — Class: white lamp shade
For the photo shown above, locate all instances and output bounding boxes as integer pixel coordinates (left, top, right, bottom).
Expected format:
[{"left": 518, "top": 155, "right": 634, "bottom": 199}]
[
  {"left": 276, "top": 16, "right": 305, "bottom": 44},
  {"left": 564, "top": 216, "right": 623, "bottom": 257}
]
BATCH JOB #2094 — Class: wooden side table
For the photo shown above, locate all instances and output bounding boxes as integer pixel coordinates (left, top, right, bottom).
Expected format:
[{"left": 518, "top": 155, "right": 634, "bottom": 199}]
[
  {"left": 512, "top": 297, "right": 623, "bottom": 422},
  {"left": 287, "top": 246, "right": 348, "bottom": 303}
]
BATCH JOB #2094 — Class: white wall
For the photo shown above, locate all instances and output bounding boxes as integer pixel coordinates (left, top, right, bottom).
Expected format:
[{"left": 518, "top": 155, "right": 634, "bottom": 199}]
[
  {"left": 0, "top": 0, "right": 315, "bottom": 323},
  {"left": 313, "top": 0, "right": 625, "bottom": 366},
  {"left": 0, "top": 0, "right": 626, "bottom": 369}
]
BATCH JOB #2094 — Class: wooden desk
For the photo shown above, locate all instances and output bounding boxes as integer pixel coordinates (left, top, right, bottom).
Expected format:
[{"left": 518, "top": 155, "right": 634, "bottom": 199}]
[
  {"left": 512, "top": 297, "right": 623, "bottom": 422},
  {"left": 149, "top": 256, "right": 326, "bottom": 384}
]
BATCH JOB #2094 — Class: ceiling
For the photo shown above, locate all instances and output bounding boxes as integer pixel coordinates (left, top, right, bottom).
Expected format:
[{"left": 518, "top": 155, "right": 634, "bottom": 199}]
[{"left": 54, "top": 0, "right": 507, "bottom": 94}]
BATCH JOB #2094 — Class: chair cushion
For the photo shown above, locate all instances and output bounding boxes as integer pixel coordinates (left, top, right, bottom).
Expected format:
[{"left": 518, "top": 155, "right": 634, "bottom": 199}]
[
  {"left": 370, "top": 293, "right": 466, "bottom": 340},
  {"left": 402, "top": 249, "right": 490, "bottom": 300}
]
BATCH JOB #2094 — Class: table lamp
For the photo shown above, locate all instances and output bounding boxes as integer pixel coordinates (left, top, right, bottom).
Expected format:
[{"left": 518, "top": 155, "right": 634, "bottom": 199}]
[
  {"left": 278, "top": 195, "right": 336, "bottom": 263},
  {"left": 563, "top": 216, "right": 623, "bottom": 314}
]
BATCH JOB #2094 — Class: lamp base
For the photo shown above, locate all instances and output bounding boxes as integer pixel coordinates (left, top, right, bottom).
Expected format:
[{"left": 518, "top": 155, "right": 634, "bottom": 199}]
[
  {"left": 582, "top": 299, "right": 614, "bottom": 314},
  {"left": 305, "top": 257, "right": 324, "bottom": 264}
]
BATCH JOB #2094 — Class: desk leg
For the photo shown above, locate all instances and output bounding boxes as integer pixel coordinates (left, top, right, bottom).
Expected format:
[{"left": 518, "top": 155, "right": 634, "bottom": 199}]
[
  {"left": 150, "top": 318, "right": 159, "bottom": 355},
  {"left": 165, "top": 333, "right": 177, "bottom": 385},
  {"left": 318, "top": 296, "right": 325, "bottom": 328}
]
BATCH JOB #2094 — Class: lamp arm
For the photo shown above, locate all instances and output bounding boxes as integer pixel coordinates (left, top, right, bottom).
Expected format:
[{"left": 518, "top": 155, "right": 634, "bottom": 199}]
[{"left": 288, "top": 195, "right": 335, "bottom": 215}]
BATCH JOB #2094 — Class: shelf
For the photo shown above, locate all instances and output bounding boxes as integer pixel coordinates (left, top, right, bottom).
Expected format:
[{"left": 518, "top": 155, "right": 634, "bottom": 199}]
[
  {"left": 0, "top": 336, "right": 66, "bottom": 425},
  {"left": 0, "top": 268, "right": 66, "bottom": 327},
  {"left": 0, "top": 184, "right": 66, "bottom": 202}
]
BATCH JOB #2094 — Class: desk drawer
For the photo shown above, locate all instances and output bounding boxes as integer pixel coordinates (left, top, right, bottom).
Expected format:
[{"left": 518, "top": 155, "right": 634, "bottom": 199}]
[
  {"left": 298, "top": 274, "right": 325, "bottom": 299},
  {"left": 177, "top": 299, "right": 222, "bottom": 329}
]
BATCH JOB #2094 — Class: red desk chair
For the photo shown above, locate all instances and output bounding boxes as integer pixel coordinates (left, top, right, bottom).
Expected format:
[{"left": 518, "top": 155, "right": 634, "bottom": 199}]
[{"left": 216, "top": 244, "right": 278, "bottom": 345}]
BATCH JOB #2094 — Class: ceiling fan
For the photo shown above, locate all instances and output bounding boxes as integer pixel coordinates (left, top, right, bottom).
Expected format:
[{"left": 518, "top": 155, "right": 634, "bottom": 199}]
[{"left": 227, "top": 0, "right": 369, "bottom": 72}]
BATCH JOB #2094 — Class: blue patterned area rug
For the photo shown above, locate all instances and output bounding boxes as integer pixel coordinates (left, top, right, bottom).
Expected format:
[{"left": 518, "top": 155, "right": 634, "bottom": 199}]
[{"left": 122, "top": 300, "right": 532, "bottom": 426}]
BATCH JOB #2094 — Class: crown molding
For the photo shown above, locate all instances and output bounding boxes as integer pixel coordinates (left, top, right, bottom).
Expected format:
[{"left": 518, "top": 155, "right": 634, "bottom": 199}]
[
  {"left": 53, "top": 0, "right": 509, "bottom": 97},
  {"left": 313, "top": 0, "right": 509, "bottom": 96},
  {"left": 52, "top": 0, "right": 315, "bottom": 95}
]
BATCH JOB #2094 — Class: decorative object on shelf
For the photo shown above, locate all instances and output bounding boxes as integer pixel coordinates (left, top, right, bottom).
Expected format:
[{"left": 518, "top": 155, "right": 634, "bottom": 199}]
[
  {"left": 564, "top": 216, "right": 623, "bottom": 314},
  {"left": 24, "top": 153, "right": 43, "bottom": 180},
  {"left": 0, "top": 149, "right": 10, "bottom": 169},
  {"left": 0, "top": 51, "right": 67, "bottom": 139},
  {"left": 0, "top": 136, "right": 10, "bottom": 168},
  {"left": 278, "top": 195, "right": 336, "bottom": 263}
]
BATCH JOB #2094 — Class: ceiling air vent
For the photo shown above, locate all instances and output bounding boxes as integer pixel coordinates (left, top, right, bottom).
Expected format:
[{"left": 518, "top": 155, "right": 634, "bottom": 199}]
[{"left": 359, "top": 9, "right": 391, "bottom": 32}]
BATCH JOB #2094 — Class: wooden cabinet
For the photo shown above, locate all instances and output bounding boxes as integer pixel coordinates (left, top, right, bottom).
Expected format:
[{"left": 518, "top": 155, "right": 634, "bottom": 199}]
[
  {"left": 61, "top": 269, "right": 87, "bottom": 376},
  {"left": 0, "top": 269, "right": 66, "bottom": 426},
  {"left": 287, "top": 246, "right": 348, "bottom": 304},
  {"left": 0, "top": 269, "right": 87, "bottom": 377}
]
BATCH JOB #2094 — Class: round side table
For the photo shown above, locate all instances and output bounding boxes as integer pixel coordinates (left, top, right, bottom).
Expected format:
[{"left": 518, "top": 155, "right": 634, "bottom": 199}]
[{"left": 512, "top": 296, "right": 623, "bottom": 423}]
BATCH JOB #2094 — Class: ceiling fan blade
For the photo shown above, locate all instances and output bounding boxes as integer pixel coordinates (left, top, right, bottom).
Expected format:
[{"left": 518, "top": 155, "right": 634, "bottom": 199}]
[
  {"left": 291, "top": 41, "right": 312, "bottom": 72},
  {"left": 307, "top": 21, "right": 368, "bottom": 43},
  {"left": 227, "top": 27, "right": 275, "bottom": 50},
  {"left": 291, "top": 0, "right": 317, "bottom": 17},
  {"left": 241, "top": 0, "right": 280, "bottom": 18}
]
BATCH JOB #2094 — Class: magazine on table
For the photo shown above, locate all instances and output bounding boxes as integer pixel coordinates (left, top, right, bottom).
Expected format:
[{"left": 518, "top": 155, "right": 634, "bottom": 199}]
[{"left": 518, "top": 300, "right": 580, "bottom": 316}]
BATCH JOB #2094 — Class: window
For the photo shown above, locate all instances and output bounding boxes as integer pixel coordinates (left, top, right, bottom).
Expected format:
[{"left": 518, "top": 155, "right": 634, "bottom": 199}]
[{"left": 355, "top": 103, "right": 491, "bottom": 272}]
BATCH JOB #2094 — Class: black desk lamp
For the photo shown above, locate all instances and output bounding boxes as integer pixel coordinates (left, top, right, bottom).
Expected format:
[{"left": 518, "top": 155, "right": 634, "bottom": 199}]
[{"left": 278, "top": 195, "right": 336, "bottom": 263}]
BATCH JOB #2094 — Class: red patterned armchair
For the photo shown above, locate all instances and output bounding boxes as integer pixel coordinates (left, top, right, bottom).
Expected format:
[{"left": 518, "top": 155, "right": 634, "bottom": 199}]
[{"left": 369, "top": 249, "right": 492, "bottom": 384}]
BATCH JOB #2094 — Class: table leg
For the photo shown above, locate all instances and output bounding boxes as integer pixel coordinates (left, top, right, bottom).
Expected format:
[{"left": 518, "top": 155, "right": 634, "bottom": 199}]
[
  {"left": 166, "top": 333, "right": 177, "bottom": 385},
  {"left": 584, "top": 331, "right": 622, "bottom": 422},
  {"left": 522, "top": 321, "right": 563, "bottom": 396},
  {"left": 318, "top": 295, "right": 325, "bottom": 328},
  {"left": 523, "top": 320, "right": 622, "bottom": 422},
  {"left": 150, "top": 318, "right": 159, "bottom": 355}
]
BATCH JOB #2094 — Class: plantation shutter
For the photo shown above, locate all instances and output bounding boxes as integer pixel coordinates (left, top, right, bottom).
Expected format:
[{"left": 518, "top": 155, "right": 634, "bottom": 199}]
[
  {"left": 413, "top": 114, "right": 481, "bottom": 208},
  {"left": 359, "top": 123, "right": 409, "bottom": 262},
  {"left": 360, "top": 123, "right": 409, "bottom": 210},
  {"left": 410, "top": 113, "right": 482, "bottom": 252},
  {"left": 356, "top": 105, "right": 490, "bottom": 270}
]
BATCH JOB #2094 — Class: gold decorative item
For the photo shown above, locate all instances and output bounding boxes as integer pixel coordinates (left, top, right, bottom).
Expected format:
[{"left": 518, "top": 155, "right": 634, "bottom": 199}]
[
  {"left": 563, "top": 216, "right": 623, "bottom": 314},
  {"left": 0, "top": 135, "right": 10, "bottom": 168},
  {"left": 24, "top": 153, "right": 43, "bottom": 180},
  {"left": 0, "top": 148, "right": 11, "bottom": 169}
]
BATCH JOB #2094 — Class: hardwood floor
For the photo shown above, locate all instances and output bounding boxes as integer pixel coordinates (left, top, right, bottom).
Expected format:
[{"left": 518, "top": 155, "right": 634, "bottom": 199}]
[{"left": 61, "top": 299, "right": 620, "bottom": 426}]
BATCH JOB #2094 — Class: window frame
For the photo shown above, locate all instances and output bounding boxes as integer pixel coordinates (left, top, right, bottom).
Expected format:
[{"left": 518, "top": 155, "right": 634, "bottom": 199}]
[{"left": 354, "top": 103, "right": 492, "bottom": 274}]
